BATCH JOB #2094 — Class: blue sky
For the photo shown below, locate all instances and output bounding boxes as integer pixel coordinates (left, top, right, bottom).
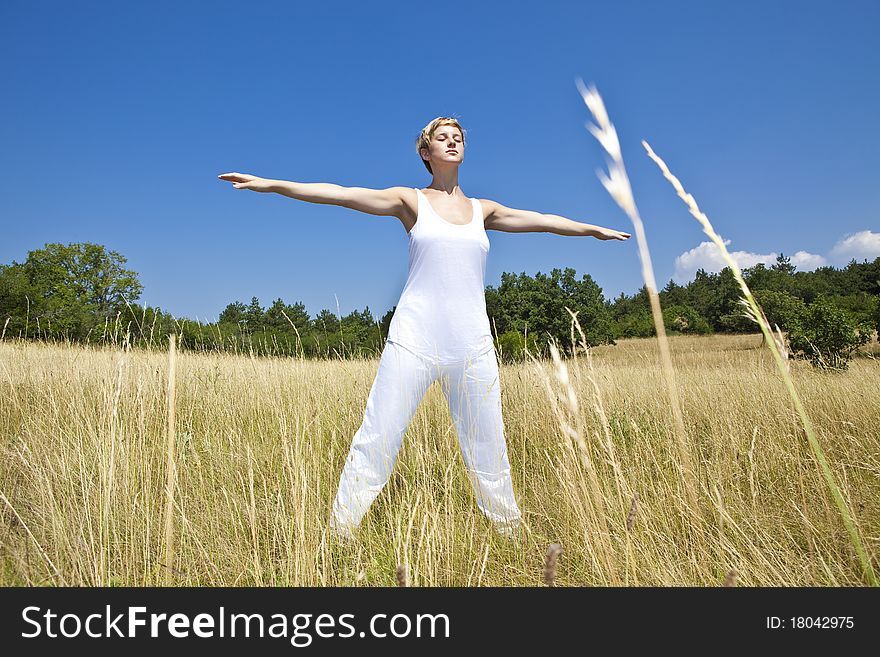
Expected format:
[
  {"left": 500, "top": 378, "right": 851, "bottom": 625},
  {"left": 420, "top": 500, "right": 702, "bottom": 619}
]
[{"left": 2, "top": 0, "right": 878, "bottom": 323}]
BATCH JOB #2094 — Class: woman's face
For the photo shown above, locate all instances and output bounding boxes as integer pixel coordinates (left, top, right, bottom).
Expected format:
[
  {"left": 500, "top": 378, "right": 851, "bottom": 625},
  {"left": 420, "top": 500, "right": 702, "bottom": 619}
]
[{"left": 424, "top": 126, "right": 464, "bottom": 169}]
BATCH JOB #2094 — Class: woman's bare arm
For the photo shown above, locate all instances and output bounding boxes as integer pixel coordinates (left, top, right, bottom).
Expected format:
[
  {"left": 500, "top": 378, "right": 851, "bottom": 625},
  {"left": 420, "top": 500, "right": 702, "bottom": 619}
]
[
  {"left": 481, "top": 198, "right": 631, "bottom": 241},
  {"left": 217, "top": 173, "right": 409, "bottom": 218}
]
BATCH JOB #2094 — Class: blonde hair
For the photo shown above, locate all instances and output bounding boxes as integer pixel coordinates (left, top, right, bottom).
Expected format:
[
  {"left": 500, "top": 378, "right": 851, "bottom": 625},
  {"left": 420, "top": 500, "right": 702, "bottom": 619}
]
[{"left": 415, "top": 116, "right": 467, "bottom": 174}]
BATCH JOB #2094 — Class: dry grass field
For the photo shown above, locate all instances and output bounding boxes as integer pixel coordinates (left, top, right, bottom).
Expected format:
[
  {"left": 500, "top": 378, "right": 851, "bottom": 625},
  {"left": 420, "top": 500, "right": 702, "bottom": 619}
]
[{"left": 1, "top": 333, "right": 878, "bottom": 586}]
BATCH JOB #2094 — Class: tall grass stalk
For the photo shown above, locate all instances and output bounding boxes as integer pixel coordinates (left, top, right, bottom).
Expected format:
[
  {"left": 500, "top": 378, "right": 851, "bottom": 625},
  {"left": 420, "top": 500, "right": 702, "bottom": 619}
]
[
  {"left": 544, "top": 543, "right": 563, "bottom": 586},
  {"left": 565, "top": 307, "right": 629, "bottom": 506},
  {"left": 575, "top": 79, "right": 698, "bottom": 516},
  {"left": 2, "top": 333, "right": 877, "bottom": 585},
  {"left": 0, "top": 490, "right": 67, "bottom": 584},
  {"left": 642, "top": 140, "right": 877, "bottom": 586},
  {"left": 100, "top": 353, "right": 125, "bottom": 584},
  {"left": 162, "top": 333, "right": 178, "bottom": 585},
  {"left": 528, "top": 336, "right": 619, "bottom": 584}
]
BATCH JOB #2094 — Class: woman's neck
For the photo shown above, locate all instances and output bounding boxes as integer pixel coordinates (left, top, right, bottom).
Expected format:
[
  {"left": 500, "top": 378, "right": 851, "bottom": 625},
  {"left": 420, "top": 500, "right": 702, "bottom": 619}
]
[{"left": 428, "top": 167, "right": 461, "bottom": 195}]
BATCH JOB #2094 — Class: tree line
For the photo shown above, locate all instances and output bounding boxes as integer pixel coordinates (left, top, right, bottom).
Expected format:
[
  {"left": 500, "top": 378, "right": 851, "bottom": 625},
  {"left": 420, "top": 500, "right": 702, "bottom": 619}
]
[{"left": 2, "top": 242, "right": 878, "bottom": 366}]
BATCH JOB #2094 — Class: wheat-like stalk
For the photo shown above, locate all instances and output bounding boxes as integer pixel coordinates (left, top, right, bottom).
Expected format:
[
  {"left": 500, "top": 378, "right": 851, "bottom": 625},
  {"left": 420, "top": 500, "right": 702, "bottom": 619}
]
[
  {"left": 544, "top": 543, "right": 563, "bottom": 586},
  {"left": 2, "top": 330, "right": 877, "bottom": 586},
  {"left": 642, "top": 140, "right": 876, "bottom": 586},
  {"left": 530, "top": 341, "right": 616, "bottom": 583},
  {"left": 723, "top": 569, "right": 738, "bottom": 587},
  {"left": 280, "top": 308, "right": 306, "bottom": 361},
  {"left": 626, "top": 494, "right": 639, "bottom": 532},
  {"left": 565, "top": 306, "right": 629, "bottom": 505},
  {"left": 737, "top": 297, "right": 791, "bottom": 375},
  {"left": 162, "top": 333, "right": 178, "bottom": 586},
  {"left": 396, "top": 564, "right": 408, "bottom": 587},
  {"left": 576, "top": 79, "right": 698, "bottom": 515},
  {"left": 0, "top": 490, "right": 66, "bottom": 584}
]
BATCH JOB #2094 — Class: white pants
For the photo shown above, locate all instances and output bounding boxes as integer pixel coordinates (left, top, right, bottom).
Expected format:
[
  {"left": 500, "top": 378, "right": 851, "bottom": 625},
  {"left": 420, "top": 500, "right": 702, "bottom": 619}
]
[{"left": 330, "top": 340, "right": 522, "bottom": 537}]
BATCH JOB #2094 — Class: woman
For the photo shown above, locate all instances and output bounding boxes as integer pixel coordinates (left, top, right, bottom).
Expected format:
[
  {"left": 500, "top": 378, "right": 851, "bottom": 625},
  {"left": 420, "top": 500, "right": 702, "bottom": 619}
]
[{"left": 218, "top": 117, "right": 630, "bottom": 542}]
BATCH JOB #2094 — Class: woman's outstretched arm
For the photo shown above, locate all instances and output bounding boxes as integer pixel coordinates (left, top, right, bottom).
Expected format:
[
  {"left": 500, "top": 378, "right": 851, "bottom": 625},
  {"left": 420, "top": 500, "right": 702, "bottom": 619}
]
[
  {"left": 217, "top": 173, "right": 409, "bottom": 217},
  {"left": 481, "top": 198, "right": 631, "bottom": 241}
]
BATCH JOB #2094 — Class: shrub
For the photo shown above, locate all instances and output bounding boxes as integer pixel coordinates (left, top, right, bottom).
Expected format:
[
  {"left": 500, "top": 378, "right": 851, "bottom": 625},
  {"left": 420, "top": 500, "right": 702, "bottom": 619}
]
[
  {"left": 662, "top": 304, "right": 712, "bottom": 335},
  {"left": 787, "top": 296, "right": 873, "bottom": 370},
  {"left": 495, "top": 329, "right": 542, "bottom": 362},
  {"left": 822, "top": 292, "right": 879, "bottom": 329},
  {"left": 615, "top": 310, "right": 655, "bottom": 338},
  {"left": 717, "top": 306, "right": 757, "bottom": 333},
  {"left": 874, "top": 298, "right": 880, "bottom": 337},
  {"left": 752, "top": 289, "right": 807, "bottom": 332}
]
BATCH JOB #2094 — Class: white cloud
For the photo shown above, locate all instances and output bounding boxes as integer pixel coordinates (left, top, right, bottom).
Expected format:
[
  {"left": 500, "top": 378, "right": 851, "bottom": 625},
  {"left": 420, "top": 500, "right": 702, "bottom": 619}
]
[
  {"left": 829, "top": 230, "right": 880, "bottom": 263},
  {"left": 789, "top": 250, "right": 829, "bottom": 270},
  {"left": 673, "top": 239, "right": 828, "bottom": 283}
]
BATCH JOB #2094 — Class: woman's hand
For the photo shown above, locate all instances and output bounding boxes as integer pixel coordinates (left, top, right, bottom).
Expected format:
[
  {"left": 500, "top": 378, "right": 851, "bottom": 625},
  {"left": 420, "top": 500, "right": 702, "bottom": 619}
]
[
  {"left": 217, "top": 172, "right": 275, "bottom": 192},
  {"left": 596, "top": 227, "right": 631, "bottom": 241}
]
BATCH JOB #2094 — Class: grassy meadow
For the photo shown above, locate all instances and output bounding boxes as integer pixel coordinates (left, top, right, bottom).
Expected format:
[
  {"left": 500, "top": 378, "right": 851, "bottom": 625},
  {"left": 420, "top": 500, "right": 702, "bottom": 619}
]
[{"left": 1, "top": 333, "right": 878, "bottom": 586}]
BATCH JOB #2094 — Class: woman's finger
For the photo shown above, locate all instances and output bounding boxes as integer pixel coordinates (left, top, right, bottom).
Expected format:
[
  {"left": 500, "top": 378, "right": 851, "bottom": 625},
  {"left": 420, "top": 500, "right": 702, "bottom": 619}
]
[{"left": 218, "top": 172, "right": 248, "bottom": 182}]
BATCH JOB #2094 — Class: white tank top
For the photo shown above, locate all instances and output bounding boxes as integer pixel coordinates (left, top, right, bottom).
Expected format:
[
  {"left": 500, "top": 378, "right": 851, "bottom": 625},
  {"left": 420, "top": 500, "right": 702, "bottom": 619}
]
[{"left": 386, "top": 188, "right": 495, "bottom": 364}]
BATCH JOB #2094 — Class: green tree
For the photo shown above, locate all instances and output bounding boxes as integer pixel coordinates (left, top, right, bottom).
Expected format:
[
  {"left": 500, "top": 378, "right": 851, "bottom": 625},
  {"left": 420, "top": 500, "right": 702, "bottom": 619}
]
[
  {"left": 486, "top": 267, "right": 614, "bottom": 351},
  {"left": 244, "top": 296, "right": 264, "bottom": 332},
  {"left": 708, "top": 267, "right": 744, "bottom": 330},
  {"left": 314, "top": 308, "right": 340, "bottom": 335},
  {"left": 310, "top": 308, "right": 342, "bottom": 357},
  {"left": 219, "top": 301, "right": 247, "bottom": 325},
  {"left": 379, "top": 307, "right": 395, "bottom": 339},
  {"left": 0, "top": 262, "right": 38, "bottom": 337},
  {"left": 0, "top": 242, "right": 142, "bottom": 340},
  {"left": 32, "top": 242, "right": 141, "bottom": 316},
  {"left": 609, "top": 286, "right": 653, "bottom": 337},
  {"left": 265, "top": 298, "right": 310, "bottom": 333},
  {"left": 340, "top": 306, "right": 383, "bottom": 356},
  {"left": 660, "top": 279, "right": 689, "bottom": 306},
  {"left": 743, "top": 262, "right": 794, "bottom": 294},
  {"left": 770, "top": 252, "right": 796, "bottom": 276},
  {"left": 683, "top": 268, "right": 718, "bottom": 327}
]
